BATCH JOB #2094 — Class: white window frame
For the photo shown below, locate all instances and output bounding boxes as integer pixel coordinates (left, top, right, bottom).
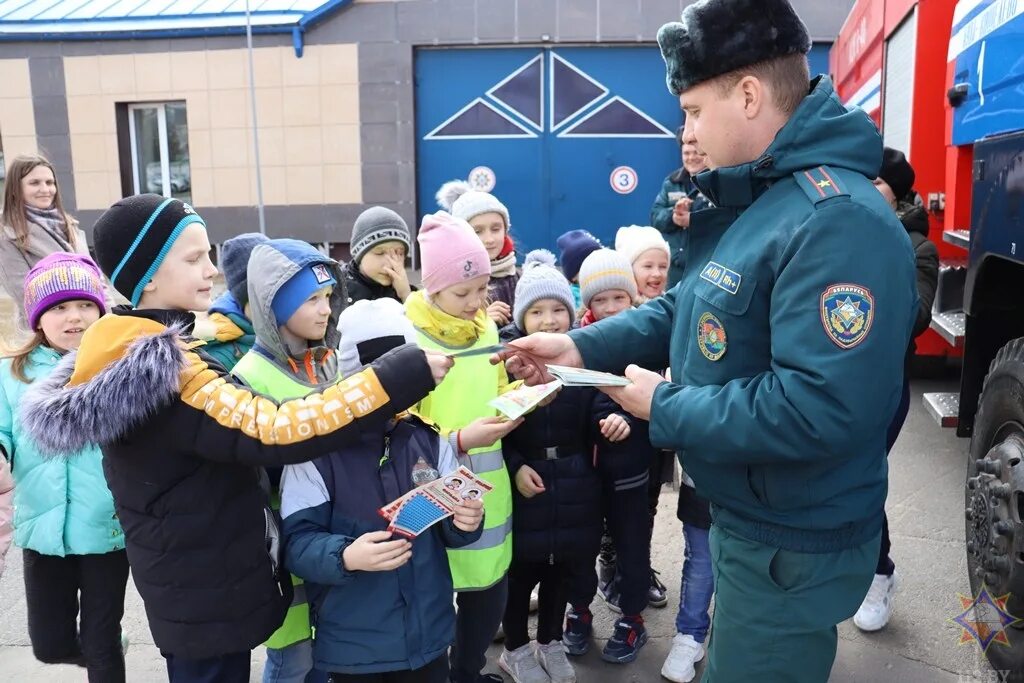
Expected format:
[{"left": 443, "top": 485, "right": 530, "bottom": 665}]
[{"left": 127, "top": 103, "right": 174, "bottom": 198}]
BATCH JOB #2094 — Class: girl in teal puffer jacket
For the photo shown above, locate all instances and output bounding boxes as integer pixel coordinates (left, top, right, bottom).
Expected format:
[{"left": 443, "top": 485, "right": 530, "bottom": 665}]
[{"left": 1, "top": 252, "right": 128, "bottom": 683}]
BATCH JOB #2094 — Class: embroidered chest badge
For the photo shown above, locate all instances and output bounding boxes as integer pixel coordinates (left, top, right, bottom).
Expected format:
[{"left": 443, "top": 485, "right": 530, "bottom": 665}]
[
  {"left": 700, "top": 261, "right": 742, "bottom": 295},
  {"left": 697, "top": 312, "right": 727, "bottom": 361},
  {"left": 821, "top": 284, "right": 875, "bottom": 349}
]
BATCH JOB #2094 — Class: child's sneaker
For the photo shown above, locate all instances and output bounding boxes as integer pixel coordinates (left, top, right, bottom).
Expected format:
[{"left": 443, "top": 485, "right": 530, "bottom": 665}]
[
  {"left": 601, "top": 617, "right": 649, "bottom": 664},
  {"left": 562, "top": 608, "right": 593, "bottom": 656},
  {"left": 597, "top": 574, "right": 622, "bottom": 613},
  {"left": 660, "top": 633, "right": 704, "bottom": 682},
  {"left": 647, "top": 569, "right": 669, "bottom": 608},
  {"left": 498, "top": 643, "right": 551, "bottom": 683},
  {"left": 536, "top": 641, "right": 576, "bottom": 683},
  {"left": 853, "top": 571, "right": 900, "bottom": 632}
]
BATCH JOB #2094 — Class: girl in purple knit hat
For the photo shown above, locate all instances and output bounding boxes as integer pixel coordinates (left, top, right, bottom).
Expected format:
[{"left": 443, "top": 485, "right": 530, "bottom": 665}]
[{"left": 1, "top": 252, "right": 129, "bottom": 683}]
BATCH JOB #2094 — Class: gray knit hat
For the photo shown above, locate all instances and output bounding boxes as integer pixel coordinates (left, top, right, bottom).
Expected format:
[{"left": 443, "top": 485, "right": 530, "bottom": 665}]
[
  {"left": 436, "top": 180, "right": 511, "bottom": 229},
  {"left": 513, "top": 250, "right": 576, "bottom": 331},
  {"left": 579, "top": 248, "right": 638, "bottom": 307},
  {"left": 350, "top": 207, "right": 411, "bottom": 264}
]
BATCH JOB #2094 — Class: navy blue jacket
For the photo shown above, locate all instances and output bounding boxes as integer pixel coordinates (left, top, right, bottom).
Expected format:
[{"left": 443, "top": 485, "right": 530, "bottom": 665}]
[
  {"left": 280, "top": 416, "right": 480, "bottom": 674},
  {"left": 499, "top": 324, "right": 619, "bottom": 564}
]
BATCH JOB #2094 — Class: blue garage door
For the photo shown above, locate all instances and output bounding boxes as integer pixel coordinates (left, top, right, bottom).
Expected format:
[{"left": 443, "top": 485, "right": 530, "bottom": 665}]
[{"left": 415, "top": 47, "right": 683, "bottom": 255}]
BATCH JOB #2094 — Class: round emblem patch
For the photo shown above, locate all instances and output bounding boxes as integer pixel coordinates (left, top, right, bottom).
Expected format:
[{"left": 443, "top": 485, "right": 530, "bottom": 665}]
[
  {"left": 697, "top": 312, "right": 727, "bottom": 361},
  {"left": 820, "top": 283, "right": 874, "bottom": 349}
]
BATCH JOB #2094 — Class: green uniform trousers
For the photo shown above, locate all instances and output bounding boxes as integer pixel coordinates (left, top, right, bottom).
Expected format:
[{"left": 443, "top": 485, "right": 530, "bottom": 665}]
[{"left": 702, "top": 524, "right": 880, "bottom": 682}]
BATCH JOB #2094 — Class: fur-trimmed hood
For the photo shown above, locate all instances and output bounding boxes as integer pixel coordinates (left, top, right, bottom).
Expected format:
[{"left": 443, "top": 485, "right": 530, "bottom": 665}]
[{"left": 19, "top": 314, "right": 187, "bottom": 456}]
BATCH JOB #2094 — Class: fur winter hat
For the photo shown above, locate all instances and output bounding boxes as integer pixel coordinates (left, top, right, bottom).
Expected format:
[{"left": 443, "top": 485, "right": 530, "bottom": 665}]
[
  {"left": 615, "top": 226, "right": 670, "bottom": 266},
  {"left": 337, "top": 298, "right": 417, "bottom": 377},
  {"left": 579, "top": 249, "right": 638, "bottom": 308},
  {"left": 657, "top": 0, "right": 811, "bottom": 95},
  {"left": 436, "top": 180, "right": 511, "bottom": 229},
  {"left": 513, "top": 250, "right": 576, "bottom": 331}
]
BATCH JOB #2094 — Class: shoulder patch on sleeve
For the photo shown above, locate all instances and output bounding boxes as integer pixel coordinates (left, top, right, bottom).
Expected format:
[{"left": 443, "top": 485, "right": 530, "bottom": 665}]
[
  {"left": 794, "top": 166, "right": 850, "bottom": 206},
  {"left": 820, "top": 284, "right": 874, "bottom": 349}
]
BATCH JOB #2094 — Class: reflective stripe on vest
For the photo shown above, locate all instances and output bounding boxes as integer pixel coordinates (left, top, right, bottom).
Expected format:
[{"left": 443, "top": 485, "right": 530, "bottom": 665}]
[
  {"left": 415, "top": 325, "right": 513, "bottom": 589},
  {"left": 291, "top": 582, "right": 307, "bottom": 607},
  {"left": 466, "top": 447, "right": 503, "bottom": 474}
]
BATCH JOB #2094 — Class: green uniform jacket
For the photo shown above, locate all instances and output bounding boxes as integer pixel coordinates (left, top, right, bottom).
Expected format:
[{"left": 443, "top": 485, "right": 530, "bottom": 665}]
[
  {"left": 650, "top": 167, "right": 691, "bottom": 287},
  {"left": 571, "top": 77, "right": 918, "bottom": 554}
]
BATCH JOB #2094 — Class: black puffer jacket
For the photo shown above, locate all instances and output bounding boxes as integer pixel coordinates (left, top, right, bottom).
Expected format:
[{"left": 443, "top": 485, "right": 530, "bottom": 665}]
[
  {"left": 502, "top": 385, "right": 611, "bottom": 564},
  {"left": 499, "top": 324, "right": 610, "bottom": 563},
  {"left": 19, "top": 308, "right": 435, "bottom": 659}
]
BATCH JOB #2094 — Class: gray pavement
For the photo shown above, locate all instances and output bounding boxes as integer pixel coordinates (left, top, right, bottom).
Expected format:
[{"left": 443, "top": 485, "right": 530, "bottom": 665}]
[{"left": 0, "top": 377, "right": 998, "bottom": 681}]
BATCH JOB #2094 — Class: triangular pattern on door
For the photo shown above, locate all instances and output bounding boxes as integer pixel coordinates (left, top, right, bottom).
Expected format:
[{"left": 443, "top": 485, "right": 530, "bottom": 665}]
[
  {"left": 549, "top": 53, "right": 608, "bottom": 131},
  {"left": 423, "top": 52, "right": 672, "bottom": 140},
  {"left": 424, "top": 98, "right": 538, "bottom": 140},
  {"left": 487, "top": 54, "right": 544, "bottom": 131},
  {"left": 558, "top": 96, "right": 675, "bottom": 138}
]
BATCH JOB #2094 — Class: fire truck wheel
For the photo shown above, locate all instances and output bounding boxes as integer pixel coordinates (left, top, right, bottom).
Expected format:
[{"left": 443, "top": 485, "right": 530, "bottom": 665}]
[{"left": 966, "top": 337, "right": 1024, "bottom": 678}]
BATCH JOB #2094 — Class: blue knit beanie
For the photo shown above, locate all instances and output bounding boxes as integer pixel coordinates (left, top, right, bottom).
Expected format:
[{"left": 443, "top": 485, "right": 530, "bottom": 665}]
[
  {"left": 557, "top": 230, "right": 602, "bottom": 282},
  {"left": 271, "top": 263, "right": 337, "bottom": 325},
  {"left": 221, "top": 232, "right": 269, "bottom": 307}
]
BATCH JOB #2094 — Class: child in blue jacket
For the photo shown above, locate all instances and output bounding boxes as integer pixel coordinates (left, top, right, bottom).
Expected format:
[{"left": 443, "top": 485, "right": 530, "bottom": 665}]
[{"left": 281, "top": 298, "right": 484, "bottom": 683}]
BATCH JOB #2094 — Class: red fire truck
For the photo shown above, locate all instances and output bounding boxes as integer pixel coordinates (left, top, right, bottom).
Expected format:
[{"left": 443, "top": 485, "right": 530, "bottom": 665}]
[
  {"left": 835, "top": 1, "right": 1024, "bottom": 675},
  {"left": 831, "top": 0, "right": 965, "bottom": 365}
]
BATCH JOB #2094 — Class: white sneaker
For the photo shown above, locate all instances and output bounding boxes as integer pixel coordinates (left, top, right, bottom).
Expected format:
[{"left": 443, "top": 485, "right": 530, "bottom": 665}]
[
  {"left": 529, "top": 586, "right": 540, "bottom": 613},
  {"left": 499, "top": 642, "right": 552, "bottom": 683},
  {"left": 536, "top": 641, "right": 576, "bottom": 683},
  {"left": 853, "top": 571, "right": 900, "bottom": 632},
  {"left": 661, "top": 634, "right": 704, "bottom": 683}
]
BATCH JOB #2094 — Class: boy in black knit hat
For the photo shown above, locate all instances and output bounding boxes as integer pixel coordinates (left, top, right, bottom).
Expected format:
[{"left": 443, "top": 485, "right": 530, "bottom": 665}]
[{"left": 19, "top": 193, "right": 453, "bottom": 683}]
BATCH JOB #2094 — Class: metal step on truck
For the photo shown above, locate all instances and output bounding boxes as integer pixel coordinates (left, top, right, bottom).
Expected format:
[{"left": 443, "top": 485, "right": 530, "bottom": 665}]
[{"left": 926, "top": 0, "right": 1024, "bottom": 677}]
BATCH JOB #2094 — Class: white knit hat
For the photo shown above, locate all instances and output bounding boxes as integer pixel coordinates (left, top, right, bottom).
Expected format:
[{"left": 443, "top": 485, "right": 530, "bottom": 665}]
[
  {"left": 615, "top": 225, "right": 671, "bottom": 265},
  {"left": 337, "top": 298, "right": 417, "bottom": 377},
  {"left": 579, "top": 249, "right": 638, "bottom": 307},
  {"left": 436, "top": 179, "right": 511, "bottom": 229}
]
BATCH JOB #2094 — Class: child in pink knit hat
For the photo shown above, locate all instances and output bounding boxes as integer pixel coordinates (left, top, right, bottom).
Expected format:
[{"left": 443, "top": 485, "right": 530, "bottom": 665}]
[{"left": 405, "top": 211, "right": 524, "bottom": 683}]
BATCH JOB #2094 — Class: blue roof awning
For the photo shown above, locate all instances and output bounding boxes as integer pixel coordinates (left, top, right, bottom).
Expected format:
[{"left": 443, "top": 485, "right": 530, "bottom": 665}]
[{"left": 0, "top": 0, "right": 354, "bottom": 54}]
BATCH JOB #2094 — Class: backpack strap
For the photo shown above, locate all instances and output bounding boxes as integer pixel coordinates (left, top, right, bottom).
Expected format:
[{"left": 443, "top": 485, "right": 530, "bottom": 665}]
[{"left": 794, "top": 165, "right": 850, "bottom": 206}]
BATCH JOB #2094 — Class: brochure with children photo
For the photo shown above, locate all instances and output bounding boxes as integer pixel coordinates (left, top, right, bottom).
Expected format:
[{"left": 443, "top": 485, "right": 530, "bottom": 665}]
[
  {"left": 546, "top": 364, "right": 631, "bottom": 387},
  {"left": 488, "top": 380, "right": 563, "bottom": 420},
  {"left": 379, "top": 466, "right": 493, "bottom": 539}
]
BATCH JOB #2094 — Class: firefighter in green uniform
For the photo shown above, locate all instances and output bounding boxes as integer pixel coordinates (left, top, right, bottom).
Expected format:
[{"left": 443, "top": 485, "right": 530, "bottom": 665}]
[{"left": 497, "top": 1, "right": 918, "bottom": 680}]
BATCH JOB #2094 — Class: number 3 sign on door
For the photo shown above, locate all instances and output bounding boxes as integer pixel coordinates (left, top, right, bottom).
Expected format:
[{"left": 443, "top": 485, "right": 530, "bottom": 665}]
[{"left": 610, "top": 166, "right": 638, "bottom": 194}]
